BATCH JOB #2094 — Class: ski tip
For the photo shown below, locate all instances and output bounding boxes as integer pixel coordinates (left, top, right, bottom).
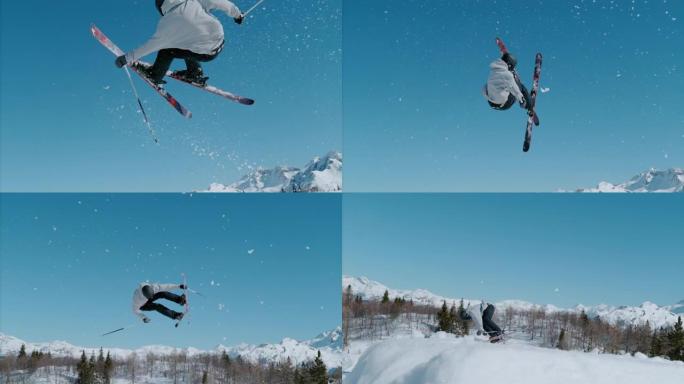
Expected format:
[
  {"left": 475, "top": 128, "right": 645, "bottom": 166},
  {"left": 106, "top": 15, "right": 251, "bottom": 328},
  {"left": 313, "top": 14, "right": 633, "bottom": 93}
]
[
  {"left": 523, "top": 144, "right": 530, "bottom": 152},
  {"left": 240, "top": 98, "right": 255, "bottom": 106}
]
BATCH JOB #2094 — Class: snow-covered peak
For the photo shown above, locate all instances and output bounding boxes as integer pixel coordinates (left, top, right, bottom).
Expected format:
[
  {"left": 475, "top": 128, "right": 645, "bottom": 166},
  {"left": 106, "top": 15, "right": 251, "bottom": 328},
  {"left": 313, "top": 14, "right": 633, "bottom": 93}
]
[
  {"left": 0, "top": 329, "right": 343, "bottom": 369},
  {"left": 343, "top": 276, "right": 680, "bottom": 329},
  {"left": 574, "top": 168, "right": 684, "bottom": 192},
  {"left": 205, "top": 151, "right": 342, "bottom": 192},
  {"left": 208, "top": 166, "right": 300, "bottom": 192}
]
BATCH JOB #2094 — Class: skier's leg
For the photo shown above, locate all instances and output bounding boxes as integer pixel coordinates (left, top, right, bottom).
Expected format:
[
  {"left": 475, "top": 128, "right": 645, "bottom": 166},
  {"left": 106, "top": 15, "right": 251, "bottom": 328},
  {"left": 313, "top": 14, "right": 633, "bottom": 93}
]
[
  {"left": 518, "top": 82, "right": 531, "bottom": 109},
  {"left": 141, "top": 301, "right": 182, "bottom": 320},
  {"left": 152, "top": 291, "right": 186, "bottom": 305},
  {"left": 147, "top": 49, "right": 176, "bottom": 84}
]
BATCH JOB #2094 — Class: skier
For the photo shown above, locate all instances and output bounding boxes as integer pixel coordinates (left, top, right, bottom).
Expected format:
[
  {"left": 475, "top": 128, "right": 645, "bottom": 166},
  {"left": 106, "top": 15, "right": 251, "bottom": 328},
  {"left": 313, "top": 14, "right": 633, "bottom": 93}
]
[
  {"left": 460, "top": 301, "right": 503, "bottom": 342},
  {"left": 114, "top": 0, "right": 245, "bottom": 86},
  {"left": 483, "top": 52, "right": 531, "bottom": 111},
  {"left": 132, "top": 282, "right": 188, "bottom": 323}
]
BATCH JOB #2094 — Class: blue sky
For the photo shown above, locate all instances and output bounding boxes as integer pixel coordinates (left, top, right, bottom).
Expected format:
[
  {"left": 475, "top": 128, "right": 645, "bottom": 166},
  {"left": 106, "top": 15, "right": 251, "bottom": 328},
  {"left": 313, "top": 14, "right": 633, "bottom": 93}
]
[
  {"left": 0, "top": 194, "right": 341, "bottom": 349},
  {"left": 343, "top": 0, "right": 683, "bottom": 191},
  {"left": 0, "top": 1, "right": 341, "bottom": 192},
  {"left": 343, "top": 193, "right": 684, "bottom": 308}
]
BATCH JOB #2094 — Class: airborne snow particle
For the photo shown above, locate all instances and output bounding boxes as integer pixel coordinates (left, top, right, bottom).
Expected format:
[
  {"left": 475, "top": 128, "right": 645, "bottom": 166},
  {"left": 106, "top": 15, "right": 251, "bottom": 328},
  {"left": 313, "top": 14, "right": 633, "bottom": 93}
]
[
  {"left": 554, "top": 288, "right": 560, "bottom": 293},
  {"left": 218, "top": 303, "right": 226, "bottom": 311},
  {"left": 305, "top": 246, "right": 311, "bottom": 251},
  {"left": 248, "top": 249, "right": 255, "bottom": 255}
]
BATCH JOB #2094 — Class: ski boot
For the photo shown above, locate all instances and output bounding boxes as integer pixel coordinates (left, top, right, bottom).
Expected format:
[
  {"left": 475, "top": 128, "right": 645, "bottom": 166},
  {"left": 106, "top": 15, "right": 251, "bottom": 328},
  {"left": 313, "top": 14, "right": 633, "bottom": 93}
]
[
  {"left": 173, "top": 312, "right": 185, "bottom": 321},
  {"left": 489, "top": 334, "right": 504, "bottom": 343},
  {"left": 173, "top": 69, "right": 209, "bottom": 86},
  {"left": 131, "top": 63, "right": 167, "bottom": 87},
  {"left": 178, "top": 294, "right": 187, "bottom": 306}
]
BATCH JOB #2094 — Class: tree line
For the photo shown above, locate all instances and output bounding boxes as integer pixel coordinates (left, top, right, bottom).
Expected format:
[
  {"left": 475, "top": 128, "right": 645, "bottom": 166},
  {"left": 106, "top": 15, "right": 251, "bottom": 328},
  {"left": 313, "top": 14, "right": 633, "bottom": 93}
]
[
  {"left": 343, "top": 285, "right": 684, "bottom": 362},
  {"left": 1, "top": 345, "right": 340, "bottom": 384}
]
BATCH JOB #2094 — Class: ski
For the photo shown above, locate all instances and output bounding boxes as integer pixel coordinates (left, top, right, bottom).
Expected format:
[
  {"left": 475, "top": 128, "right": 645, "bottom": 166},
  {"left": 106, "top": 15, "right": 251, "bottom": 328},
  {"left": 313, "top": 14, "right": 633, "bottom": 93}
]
[
  {"left": 90, "top": 24, "right": 193, "bottom": 119},
  {"left": 136, "top": 60, "right": 255, "bottom": 106},
  {"left": 175, "top": 273, "right": 189, "bottom": 328},
  {"left": 523, "top": 52, "right": 542, "bottom": 152}
]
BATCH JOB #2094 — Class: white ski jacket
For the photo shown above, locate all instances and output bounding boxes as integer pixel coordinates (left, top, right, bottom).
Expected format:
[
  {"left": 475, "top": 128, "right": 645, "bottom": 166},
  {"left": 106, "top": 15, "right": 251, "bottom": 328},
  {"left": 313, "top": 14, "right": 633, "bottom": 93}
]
[
  {"left": 484, "top": 59, "right": 524, "bottom": 106},
  {"left": 132, "top": 282, "right": 182, "bottom": 321},
  {"left": 466, "top": 302, "right": 486, "bottom": 334},
  {"left": 125, "top": 0, "right": 242, "bottom": 63}
]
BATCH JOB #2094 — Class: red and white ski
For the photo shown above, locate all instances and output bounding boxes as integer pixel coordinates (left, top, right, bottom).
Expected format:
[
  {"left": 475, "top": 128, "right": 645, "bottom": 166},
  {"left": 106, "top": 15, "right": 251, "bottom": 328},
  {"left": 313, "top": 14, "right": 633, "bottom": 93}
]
[
  {"left": 90, "top": 24, "right": 192, "bottom": 119},
  {"left": 136, "top": 60, "right": 255, "bottom": 106},
  {"left": 524, "top": 53, "right": 542, "bottom": 152}
]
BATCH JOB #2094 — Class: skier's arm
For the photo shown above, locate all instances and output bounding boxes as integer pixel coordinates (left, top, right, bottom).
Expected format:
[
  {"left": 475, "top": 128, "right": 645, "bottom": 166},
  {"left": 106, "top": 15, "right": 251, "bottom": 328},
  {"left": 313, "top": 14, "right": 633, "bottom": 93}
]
[
  {"left": 125, "top": 23, "right": 171, "bottom": 64},
  {"left": 132, "top": 303, "right": 150, "bottom": 323},
  {"left": 198, "top": 0, "right": 242, "bottom": 19}
]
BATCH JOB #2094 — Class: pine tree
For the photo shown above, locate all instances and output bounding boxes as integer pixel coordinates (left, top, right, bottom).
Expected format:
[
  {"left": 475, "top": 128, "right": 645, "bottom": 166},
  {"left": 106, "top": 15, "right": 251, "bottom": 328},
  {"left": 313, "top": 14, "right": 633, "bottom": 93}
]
[
  {"left": 649, "top": 329, "right": 663, "bottom": 357},
  {"left": 17, "top": 344, "right": 27, "bottom": 359},
  {"left": 76, "top": 350, "right": 95, "bottom": 384},
  {"left": 381, "top": 290, "right": 390, "bottom": 304},
  {"left": 456, "top": 299, "right": 469, "bottom": 336},
  {"left": 104, "top": 352, "right": 113, "bottom": 384},
  {"left": 201, "top": 371, "right": 208, "bottom": 384},
  {"left": 437, "top": 300, "right": 452, "bottom": 333},
  {"left": 309, "top": 351, "right": 328, "bottom": 384},
  {"left": 667, "top": 316, "right": 684, "bottom": 362}
]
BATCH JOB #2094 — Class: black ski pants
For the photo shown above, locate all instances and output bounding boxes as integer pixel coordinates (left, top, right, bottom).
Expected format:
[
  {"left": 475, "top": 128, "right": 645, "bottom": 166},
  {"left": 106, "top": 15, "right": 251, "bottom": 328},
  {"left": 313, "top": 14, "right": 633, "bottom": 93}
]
[
  {"left": 148, "top": 42, "right": 224, "bottom": 82},
  {"left": 139, "top": 291, "right": 184, "bottom": 320},
  {"left": 482, "top": 304, "right": 503, "bottom": 337}
]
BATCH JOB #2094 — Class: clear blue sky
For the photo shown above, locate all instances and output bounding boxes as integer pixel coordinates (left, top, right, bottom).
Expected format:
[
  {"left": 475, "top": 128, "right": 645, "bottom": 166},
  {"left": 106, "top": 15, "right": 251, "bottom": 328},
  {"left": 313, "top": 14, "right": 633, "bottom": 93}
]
[
  {"left": 343, "top": 0, "right": 683, "bottom": 191},
  {"left": 0, "top": 1, "right": 341, "bottom": 192},
  {"left": 343, "top": 193, "right": 684, "bottom": 308},
  {"left": 0, "top": 194, "right": 341, "bottom": 349}
]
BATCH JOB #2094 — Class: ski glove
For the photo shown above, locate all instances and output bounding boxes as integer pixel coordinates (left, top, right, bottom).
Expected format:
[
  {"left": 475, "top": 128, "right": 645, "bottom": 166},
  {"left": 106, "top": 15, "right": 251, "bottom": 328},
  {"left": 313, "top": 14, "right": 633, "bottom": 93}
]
[
  {"left": 234, "top": 14, "right": 244, "bottom": 25},
  {"left": 142, "top": 317, "right": 151, "bottom": 323},
  {"left": 180, "top": 284, "right": 187, "bottom": 290},
  {"left": 115, "top": 55, "right": 128, "bottom": 68}
]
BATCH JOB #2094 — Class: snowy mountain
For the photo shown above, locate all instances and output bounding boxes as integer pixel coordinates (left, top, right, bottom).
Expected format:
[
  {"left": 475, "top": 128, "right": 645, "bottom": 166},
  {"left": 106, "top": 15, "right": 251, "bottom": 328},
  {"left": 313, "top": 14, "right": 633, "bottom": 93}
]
[
  {"left": 206, "top": 151, "right": 342, "bottom": 192},
  {"left": 0, "top": 328, "right": 343, "bottom": 368},
  {"left": 573, "top": 168, "right": 684, "bottom": 192},
  {"left": 346, "top": 333, "right": 684, "bottom": 384},
  {"left": 343, "top": 276, "right": 681, "bottom": 329}
]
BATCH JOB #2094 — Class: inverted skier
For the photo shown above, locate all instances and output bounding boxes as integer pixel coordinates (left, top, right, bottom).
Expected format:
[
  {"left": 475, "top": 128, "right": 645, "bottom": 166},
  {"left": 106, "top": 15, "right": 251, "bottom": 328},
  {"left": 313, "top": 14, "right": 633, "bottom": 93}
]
[
  {"left": 461, "top": 301, "right": 504, "bottom": 343},
  {"left": 483, "top": 52, "right": 532, "bottom": 111},
  {"left": 114, "top": 0, "right": 245, "bottom": 86},
  {"left": 132, "top": 282, "right": 187, "bottom": 323}
]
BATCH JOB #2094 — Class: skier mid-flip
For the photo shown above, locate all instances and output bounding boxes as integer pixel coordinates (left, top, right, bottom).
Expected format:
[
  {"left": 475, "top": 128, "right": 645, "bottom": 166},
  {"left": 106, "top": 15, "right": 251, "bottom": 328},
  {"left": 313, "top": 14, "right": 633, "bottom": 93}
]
[
  {"left": 483, "top": 52, "right": 531, "bottom": 111},
  {"left": 114, "top": 0, "right": 244, "bottom": 86},
  {"left": 132, "top": 282, "right": 188, "bottom": 323},
  {"left": 461, "top": 301, "right": 504, "bottom": 343}
]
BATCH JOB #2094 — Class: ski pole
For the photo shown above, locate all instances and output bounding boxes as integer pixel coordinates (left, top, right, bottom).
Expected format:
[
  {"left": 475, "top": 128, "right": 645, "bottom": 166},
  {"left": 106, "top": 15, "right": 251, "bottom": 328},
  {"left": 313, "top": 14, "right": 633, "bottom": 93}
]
[
  {"left": 243, "top": 0, "right": 267, "bottom": 17},
  {"left": 123, "top": 66, "right": 159, "bottom": 144},
  {"left": 102, "top": 323, "right": 138, "bottom": 336}
]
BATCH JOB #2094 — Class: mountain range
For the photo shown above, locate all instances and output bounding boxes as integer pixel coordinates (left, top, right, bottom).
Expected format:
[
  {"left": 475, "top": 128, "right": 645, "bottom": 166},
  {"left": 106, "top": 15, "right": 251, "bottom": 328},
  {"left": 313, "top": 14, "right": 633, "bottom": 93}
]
[
  {"left": 573, "top": 168, "right": 684, "bottom": 192},
  {"left": 0, "top": 327, "right": 343, "bottom": 369},
  {"left": 206, "top": 151, "right": 342, "bottom": 192}
]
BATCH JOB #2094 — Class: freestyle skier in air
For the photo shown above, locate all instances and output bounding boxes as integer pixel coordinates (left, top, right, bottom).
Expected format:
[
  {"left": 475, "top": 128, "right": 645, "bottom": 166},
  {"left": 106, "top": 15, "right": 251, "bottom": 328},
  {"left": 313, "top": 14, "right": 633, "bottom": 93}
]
[
  {"left": 114, "top": 0, "right": 245, "bottom": 86},
  {"left": 461, "top": 301, "right": 504, "bottom": 342},
  {"left": 483, "top": 52, "right": 531, "bottom": 111},
  {"left": 132, "top": 282, "right": 188, "bottom": 323}
]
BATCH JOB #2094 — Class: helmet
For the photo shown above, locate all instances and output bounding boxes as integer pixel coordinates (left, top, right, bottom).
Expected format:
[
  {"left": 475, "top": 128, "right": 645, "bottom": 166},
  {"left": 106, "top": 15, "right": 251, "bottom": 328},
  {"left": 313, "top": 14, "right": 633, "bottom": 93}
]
[
  {"left": 142, "top": 285, "right": 154, "bottom": 300},
  {"left": 502, "top": 53, "right": 517, "bottom": 69}
]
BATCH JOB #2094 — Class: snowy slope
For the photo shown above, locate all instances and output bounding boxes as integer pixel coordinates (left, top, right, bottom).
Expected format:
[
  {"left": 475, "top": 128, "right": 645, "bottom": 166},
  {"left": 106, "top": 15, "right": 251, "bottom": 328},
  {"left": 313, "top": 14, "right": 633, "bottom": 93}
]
[
  {"left": 0, "top": 328, "right": 343, "bottom": 368},
  {"left": 343, "top": 276, "right": 680, "bottom": 328},
  {"left": 346, "top": 333, "right": 684, "bottom": 384},
  {"left": 206, "top": 151, "right": 342, "bottom": 192},
  {"left": 573, "top": 168, "right": 684, "bottom": 192}
]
